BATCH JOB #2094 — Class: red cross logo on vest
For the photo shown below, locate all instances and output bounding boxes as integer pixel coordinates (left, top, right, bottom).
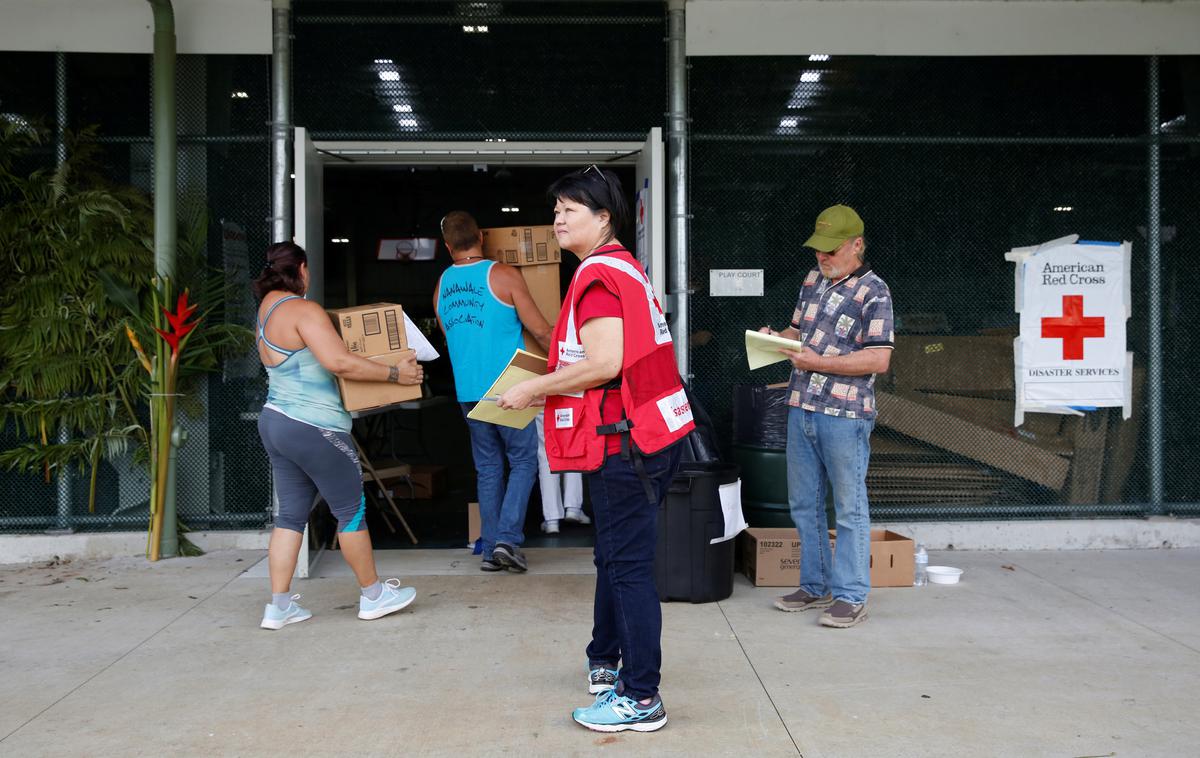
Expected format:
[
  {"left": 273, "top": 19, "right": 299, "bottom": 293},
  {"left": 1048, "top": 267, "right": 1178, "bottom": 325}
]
[{"left": 1041, "top": 294, "right": 1105, "bottom": 360}]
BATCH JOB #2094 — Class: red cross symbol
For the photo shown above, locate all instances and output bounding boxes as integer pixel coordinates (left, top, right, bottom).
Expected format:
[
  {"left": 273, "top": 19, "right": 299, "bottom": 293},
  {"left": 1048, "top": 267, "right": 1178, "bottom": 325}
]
[{"left": 1041, "top": 295, "right": 1105, "bottom": 360}]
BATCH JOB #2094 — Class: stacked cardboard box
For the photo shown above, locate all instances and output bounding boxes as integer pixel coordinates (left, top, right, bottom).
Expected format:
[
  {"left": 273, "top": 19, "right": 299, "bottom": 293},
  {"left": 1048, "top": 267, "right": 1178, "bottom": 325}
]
[
  {"left": 481, "top": 225, "right": 563, "bottom": 356},
  {"left": 327, "top": 303, "right": 422, "bottom": 411},
  {"left": 873, "top": 335, "right": 1143, "bottom": 505},
  {"left": 739, "top": 528, "right": 915, "bottom": 587}
]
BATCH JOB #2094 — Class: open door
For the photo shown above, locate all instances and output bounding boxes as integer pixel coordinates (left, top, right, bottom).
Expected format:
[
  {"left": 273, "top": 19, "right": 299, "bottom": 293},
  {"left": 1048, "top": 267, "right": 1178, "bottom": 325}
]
[
  {"left": 634, "top": 127, "right": 666, "bottom": 307},
  {"left": 294, "top": 126, "right": 325, "bottom": 305},
  {"left": 291, "top": 127, "right": 326, "bottom": 578}
]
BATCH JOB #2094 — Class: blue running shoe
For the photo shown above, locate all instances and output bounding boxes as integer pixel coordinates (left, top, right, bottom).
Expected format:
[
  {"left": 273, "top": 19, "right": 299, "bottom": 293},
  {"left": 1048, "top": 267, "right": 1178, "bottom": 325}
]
[
  {"left": 358, "top": 578, "right": 416, "bottom": 620},
  {"left": 260, "top": 594, "right": 312, "bottom": 630},
  {"left": 572, "top": 691, "right": 668, "bottom": 733},
  {"left": 588, "top": 663, "right": 620, "bottom": 694}
]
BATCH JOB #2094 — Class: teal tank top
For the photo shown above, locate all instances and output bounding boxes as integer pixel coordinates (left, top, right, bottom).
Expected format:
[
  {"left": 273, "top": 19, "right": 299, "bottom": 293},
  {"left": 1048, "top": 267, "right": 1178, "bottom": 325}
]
[
  {"left": 259, "top": 295, "right": 352, "bottom": 433},
  {"left": 437, "top": 260, "right": 525, "bottom": 402}
]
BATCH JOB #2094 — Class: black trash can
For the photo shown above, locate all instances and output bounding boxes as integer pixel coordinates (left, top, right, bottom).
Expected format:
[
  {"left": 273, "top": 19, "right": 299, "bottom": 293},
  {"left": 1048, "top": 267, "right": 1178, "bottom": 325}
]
[{"left": 655, "top": 461, "right": 740, "bottom": 603}]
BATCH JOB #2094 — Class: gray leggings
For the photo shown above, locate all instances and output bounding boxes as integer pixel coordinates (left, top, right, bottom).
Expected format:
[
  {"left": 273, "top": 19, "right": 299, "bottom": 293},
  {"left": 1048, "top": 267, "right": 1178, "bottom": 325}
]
[{"left": 258, "top": 408, "right": 367, "bottom": 534}]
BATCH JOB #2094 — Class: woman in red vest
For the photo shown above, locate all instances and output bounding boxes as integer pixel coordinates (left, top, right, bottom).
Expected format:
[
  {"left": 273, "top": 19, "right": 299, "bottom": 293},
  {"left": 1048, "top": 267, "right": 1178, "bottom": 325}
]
[{"left": 498, "top": 166, "right": 694, "bottom": 733}]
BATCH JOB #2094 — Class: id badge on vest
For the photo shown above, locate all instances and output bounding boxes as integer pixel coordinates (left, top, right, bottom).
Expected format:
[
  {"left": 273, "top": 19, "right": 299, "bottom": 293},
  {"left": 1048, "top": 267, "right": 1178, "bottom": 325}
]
[{"left": 556, "top": 341, "right": 586, "bottom": 399}]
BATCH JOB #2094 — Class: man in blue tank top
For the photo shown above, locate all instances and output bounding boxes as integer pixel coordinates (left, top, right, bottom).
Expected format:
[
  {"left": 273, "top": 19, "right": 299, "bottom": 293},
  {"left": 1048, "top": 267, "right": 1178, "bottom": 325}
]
[{"left": 435, "top": 211, "right": 552, "bottom": 572}]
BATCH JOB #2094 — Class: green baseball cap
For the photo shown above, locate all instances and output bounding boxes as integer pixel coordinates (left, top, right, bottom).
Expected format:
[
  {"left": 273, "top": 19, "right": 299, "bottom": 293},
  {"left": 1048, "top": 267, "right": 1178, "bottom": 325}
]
[{"left": 804, "top": 205, "right": 864, "bottom": 252}]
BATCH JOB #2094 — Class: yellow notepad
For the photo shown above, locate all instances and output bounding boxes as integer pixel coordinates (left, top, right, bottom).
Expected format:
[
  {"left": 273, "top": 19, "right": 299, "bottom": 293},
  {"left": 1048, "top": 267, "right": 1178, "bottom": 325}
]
[
  {"left": 466, "top": 349, "right": 549, "bottom": 429},
  {"left": 745, "top": 329, "right": 805, "bottom": 370}
]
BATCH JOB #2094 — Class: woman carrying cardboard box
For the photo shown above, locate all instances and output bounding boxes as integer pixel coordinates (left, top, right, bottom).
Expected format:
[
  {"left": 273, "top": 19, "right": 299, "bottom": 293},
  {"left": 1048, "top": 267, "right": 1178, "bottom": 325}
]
[{"left": 252, "top": 241, "right": 422, "bottom": 630}]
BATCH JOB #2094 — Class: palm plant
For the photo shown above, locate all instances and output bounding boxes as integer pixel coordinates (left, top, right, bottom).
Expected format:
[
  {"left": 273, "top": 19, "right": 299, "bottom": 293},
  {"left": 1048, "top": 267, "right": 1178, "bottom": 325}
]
[{"left": 0, "top": 123, "right": 251, "bottom": 547}]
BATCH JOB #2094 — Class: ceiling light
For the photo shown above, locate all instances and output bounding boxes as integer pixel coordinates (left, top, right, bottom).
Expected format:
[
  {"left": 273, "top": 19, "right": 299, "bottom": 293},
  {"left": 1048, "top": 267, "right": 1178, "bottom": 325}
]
[
  {"left": 379, "top": 70, "right": 400, "bottom": 81},
  {"left": 800, "top": 71, "right": 821, "bottom": 83},
  {"left": 231, "top": 91, "right": 249, "bottom": 99},
  {"left": 808, "top": 54, "right": 830, "bottom": 62},
  {"left": 393, "top": 103, "right": 413, "bottom": 113},
  {"left": 779, "top": 117, "right": 799, "bottom": 128},
  {"left": 398, "top": 118, "right": 418, "bottom": 128},
  {"left": 463, "top": 25, "right": 476, "bottom": 32},
  {"left": 501, "top": 207, "right": 519, "bottom": 213},
  {"left": 1053, "top": 206, "right": 1074, "bottom": 212},
  {"left": 374, "top": 58, "right": 393, "bottom": 64},
  {"left": 478, "top": 25, "right": 489, "bottom": 32}
]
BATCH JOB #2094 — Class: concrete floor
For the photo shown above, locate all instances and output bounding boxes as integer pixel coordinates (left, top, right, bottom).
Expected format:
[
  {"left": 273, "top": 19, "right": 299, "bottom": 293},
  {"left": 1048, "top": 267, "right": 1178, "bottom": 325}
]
[{"left": 1, "top": 547, "right": 1197, "bottom": 757}]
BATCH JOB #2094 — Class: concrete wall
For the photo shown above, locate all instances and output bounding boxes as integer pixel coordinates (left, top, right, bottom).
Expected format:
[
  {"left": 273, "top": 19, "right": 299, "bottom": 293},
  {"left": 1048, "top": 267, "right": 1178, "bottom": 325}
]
[{"left": 687, "top": 0, "right": 1200, "bottom": 56}]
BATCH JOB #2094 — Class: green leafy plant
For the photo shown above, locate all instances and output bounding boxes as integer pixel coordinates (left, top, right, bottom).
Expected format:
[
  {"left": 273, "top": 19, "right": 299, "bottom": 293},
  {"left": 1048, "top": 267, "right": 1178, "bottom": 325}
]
[{"left": 0, "top": 123, "right": 251, "bottom": 555}]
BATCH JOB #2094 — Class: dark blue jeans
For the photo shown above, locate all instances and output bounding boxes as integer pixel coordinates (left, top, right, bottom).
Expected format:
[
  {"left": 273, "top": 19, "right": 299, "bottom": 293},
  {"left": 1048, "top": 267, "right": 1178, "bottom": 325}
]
[
  {"left": 585, "top": 443, "right": 682, "bottom": 701},
  {"left": 460, "top": 403, "right": 538, "bottom": 557}
]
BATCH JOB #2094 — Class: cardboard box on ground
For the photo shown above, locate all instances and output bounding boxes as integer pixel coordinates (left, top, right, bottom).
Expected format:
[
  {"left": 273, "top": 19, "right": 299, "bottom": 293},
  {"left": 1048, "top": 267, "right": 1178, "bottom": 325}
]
[
  {"left": 327, "top": 303, "right": 422, "bottom": 411},
  {"left": 875, "top": 333, "right": 1144, "bottom": 504},
  {"left": 738, "top": 528, "right": 915, "bottom": 588},
  {"left": 481, "top": 225, "right": 563, "bottom": 356}
]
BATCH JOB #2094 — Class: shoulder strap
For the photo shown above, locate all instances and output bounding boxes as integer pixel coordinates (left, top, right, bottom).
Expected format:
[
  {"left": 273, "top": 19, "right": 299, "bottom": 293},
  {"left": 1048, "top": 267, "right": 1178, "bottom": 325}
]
[{"left": 258, "top": 295, "right": 302, "bottom": 356}]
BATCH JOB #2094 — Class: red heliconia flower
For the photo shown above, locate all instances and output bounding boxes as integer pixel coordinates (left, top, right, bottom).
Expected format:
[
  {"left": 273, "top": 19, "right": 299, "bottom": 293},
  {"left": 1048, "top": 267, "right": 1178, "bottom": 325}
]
[
  {"left": 162, "top": 290, "right": 199, "bottom": 338},
  {"left": 155, "top": 327, "right": 181, "bottom": 355}
]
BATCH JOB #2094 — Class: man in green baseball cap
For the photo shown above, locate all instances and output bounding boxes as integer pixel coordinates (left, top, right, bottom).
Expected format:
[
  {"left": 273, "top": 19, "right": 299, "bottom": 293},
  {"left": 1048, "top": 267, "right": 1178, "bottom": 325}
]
[{"left": 757, "top": 203, "right": 894, "bottom": 629}]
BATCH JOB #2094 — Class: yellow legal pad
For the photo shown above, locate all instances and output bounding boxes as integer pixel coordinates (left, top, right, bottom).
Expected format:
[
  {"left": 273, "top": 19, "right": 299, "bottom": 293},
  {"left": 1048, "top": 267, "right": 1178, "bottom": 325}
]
[
  {"left": 744, "top": 329, "right": 806, "bottom": 370},
  {"left": 466, "top": 349, "right": 549, "bottom": 429}
]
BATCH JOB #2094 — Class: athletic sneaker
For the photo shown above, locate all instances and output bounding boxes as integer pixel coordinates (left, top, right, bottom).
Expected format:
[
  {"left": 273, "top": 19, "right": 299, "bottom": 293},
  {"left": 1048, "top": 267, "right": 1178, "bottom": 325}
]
[
  {"left": 260, "top": 594, "right": 312, "bottom": 630},
  {"left": 480, "top": 558, "right": 504, "bottom": 572},
  {"left": 773, "top": 589, "right": 833, "bottom": 613},
  {"left": 572, "top": 690, "right": 668, "bottom": 733},
  {"left": 587, "top": 663, "right": 619, "bottom": 694},
  {"left": 492, "top": 542, "right": 528, "bottom": 572},
  {"left": 358, "top": 578, "right": 417, "bottom": 620},
  {"left": 819, "top": 599, "right": 868, "bottom": 628},
  {"left": 564, "top": 508, "right": 591, "bottom": 525},
  {"left": 541, "top": 520, "right": 561, "bottom": 534}
]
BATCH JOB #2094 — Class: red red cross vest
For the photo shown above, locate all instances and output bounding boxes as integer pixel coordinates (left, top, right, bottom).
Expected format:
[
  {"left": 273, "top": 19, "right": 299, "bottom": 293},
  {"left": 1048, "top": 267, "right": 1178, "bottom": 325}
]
[{"left": 544, "top": 247, "right": 694, "bottom": 473}]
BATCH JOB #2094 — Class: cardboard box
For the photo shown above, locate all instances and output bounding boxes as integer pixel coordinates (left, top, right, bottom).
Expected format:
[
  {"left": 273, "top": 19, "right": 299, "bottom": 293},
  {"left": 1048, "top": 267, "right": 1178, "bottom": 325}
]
[
  {"left": 481, "top": 225, "right": 562, "bottom": 267},
  {"left": 739, "top": 528, "right": 916, "bottom": 588},
  {"left": 336, "top": 350, "right": 422, "bottom": 412},
  {"left": 388, "top": 463, "right": 446, "bottom": 499},
  {"left": 519, "top": 262, "right": 561, "bottom": 355},
  {"left": 327, "top": 302, "right": 408, "bottom": 356},
  {"left": 890, "top": 335, "right": 1014, "bottom": 396},
  {"left": 875, "top": 390, "right": 1070, "bottom": 490},
  {"left": 739, "top": 528, "right": 801, "bottom": 587}
]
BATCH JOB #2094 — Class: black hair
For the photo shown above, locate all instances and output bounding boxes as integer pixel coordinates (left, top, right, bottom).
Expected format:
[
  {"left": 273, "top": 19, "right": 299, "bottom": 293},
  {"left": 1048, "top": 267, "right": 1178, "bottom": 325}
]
[
  {"left": 252, "top": 241, "right": 307, "bottom": 300},
  {"left": 547, "top": 166, "right": 630, "bottom": 245}
]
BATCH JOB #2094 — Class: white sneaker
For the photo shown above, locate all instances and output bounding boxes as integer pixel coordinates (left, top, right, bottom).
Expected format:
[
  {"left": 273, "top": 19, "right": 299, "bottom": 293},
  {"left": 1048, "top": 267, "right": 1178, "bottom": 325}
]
[
  {"left": 358, "top": 578, "right": 417, "bottom": 620},
  {"left": 564, "top": 508, "right": 591, "bottom": 525},
  {"left": 260, "top": 594, "right": 312, "bottom": 630},
  {"left": 542, "top": 519, "right": 561, "bottom": 534}
]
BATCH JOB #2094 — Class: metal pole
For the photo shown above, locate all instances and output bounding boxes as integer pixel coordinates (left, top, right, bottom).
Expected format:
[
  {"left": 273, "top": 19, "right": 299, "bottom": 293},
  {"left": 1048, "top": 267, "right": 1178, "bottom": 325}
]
[
  {"left": 666, "top": 0, "right": 689, "bottom": 381},
  {"left": 271, "top": 0, "right": 293, "bottom": 243},
  {"left": 1146, "top": 56, "right": 1165, "bottom": 515},
  {"left": 149, "top": 0, "right": 177, "bottom": 282},
  {"left": 53, "top": 52, "right": 72, "bottom": 532},
  {"left": 148, "top": 0, "right": 178, "bottom": 556}
]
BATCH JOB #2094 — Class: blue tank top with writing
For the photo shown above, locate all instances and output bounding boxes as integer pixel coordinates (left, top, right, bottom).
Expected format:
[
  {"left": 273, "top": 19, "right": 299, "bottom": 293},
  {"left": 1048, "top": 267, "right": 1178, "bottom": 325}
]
[{"left": 437, "top": 260, "right": 524, "bottom": 402}]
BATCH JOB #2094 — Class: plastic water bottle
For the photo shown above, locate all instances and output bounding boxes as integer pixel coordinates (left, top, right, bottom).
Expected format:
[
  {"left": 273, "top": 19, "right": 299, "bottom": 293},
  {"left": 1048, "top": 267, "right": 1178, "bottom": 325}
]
[{"left": 914, "top": 544, "right": 928, "bottom": 587}]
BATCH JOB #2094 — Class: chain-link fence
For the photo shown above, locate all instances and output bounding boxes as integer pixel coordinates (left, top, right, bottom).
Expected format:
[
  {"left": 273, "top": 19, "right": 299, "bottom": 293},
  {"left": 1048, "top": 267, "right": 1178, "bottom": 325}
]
[
  {"left": 689, "top": 55, "right": 1200, "bottom": 521},
  {"left": 2, "top": 7, "right": 1196, "bottom": 534}
]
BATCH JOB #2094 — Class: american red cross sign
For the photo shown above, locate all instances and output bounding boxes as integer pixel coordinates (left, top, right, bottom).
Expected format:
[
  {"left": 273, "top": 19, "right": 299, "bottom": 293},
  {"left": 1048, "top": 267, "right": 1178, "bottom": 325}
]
[{"left": 1041, "top": 294, "right": 1105, "bottom": 360}]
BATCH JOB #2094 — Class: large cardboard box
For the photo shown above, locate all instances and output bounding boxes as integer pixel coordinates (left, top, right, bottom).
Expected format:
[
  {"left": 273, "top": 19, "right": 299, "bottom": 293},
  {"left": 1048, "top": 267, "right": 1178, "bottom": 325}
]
[
  {"left": 739, "top": 528, "right": 916, "bottom": 588},
  {"left": 387, "top": 463, "right": 447, "bottom": 499},
  {"left": 739, "top": 528, "right": 801, "bottom": 587},
  {"left": 890, "top": 335, "right": 1014, "bottom": 396},
  {"left": 481, "top": 225, "right": 562, "bottom": 267},
  {"left": 327, "top": 302, "right": 408, "bottom": 356},
  {"left": 519, "top": 262, "right": 562, "bottom": 355},
  {"left": 336, "top": 350, "right": 422, "bottom": 412}
]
